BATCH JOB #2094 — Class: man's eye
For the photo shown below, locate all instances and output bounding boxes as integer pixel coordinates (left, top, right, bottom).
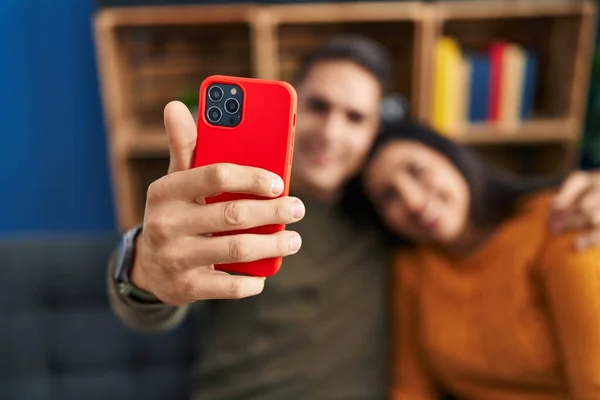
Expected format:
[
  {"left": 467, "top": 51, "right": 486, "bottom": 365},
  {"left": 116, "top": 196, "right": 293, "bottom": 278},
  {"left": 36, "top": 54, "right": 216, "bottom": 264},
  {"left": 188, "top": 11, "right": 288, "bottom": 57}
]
[
  {"left": 307, "top": 98, "right": 329, "bottom": 113},
  {"left": 347, "top": 111, "right": 365, "bottom": 124}
]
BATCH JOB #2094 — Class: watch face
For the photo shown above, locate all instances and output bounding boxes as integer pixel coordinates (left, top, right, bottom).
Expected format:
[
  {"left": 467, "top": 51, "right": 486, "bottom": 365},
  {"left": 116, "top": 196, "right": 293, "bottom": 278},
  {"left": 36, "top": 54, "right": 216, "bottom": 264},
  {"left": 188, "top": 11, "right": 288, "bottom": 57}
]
[{"left": 118, "top": 282, "right": 133, "bottom": 296}]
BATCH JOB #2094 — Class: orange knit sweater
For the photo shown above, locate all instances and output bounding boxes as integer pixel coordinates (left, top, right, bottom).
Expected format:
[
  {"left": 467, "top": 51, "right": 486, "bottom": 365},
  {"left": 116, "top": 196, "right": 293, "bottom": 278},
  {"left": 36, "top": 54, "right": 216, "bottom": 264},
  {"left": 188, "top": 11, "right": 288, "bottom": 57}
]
[{"left": 391, "top": 192, "right": 600, "bottom": 400}]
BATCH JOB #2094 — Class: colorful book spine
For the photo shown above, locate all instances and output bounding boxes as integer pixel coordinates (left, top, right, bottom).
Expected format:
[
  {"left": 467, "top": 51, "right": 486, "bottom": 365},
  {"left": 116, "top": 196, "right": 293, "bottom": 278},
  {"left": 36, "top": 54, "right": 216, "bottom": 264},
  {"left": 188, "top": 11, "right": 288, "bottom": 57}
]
[
  {"left": 498, "top": 43, "right": 526, "bottom": 131},
  {"left": 431, "top": 37, "right": 538, "bottom": 132},
  {"left": 520, "top": 50, "right": 538, "bottom": 120},
  {"left": 488, "top": 41, "right": 505, "bottom": 122},
  {"left": 466, "top": 51, "right": 490, "bottom": 122},
  {"left": 431, "top": 36, "right": 466, "bottom": 135}
]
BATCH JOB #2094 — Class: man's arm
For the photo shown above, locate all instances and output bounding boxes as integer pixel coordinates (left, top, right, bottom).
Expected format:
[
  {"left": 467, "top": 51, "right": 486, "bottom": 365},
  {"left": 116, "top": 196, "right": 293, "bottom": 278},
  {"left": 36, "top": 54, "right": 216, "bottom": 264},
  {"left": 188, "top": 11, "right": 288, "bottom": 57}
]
[
  {"left": 107, "top": 249, "right": 190, "bottom": 333},
  {"left": 105, "top": 101, "right": 305, "bottom": 332}
]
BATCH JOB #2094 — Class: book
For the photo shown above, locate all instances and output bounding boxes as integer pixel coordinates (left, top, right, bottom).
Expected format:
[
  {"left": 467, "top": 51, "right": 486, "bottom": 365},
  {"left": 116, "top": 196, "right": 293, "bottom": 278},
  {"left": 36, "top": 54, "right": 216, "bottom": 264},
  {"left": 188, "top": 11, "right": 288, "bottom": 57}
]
[
  {"left": 498, "top": 43, "right": 526, "bottom": 131},
  {"left": 520, "top": 49, "right": 538, "bottom": 120},
  {"left": 466, "top": 51, "right": 491, "bottom": 122},
  {"left": 488, "top": 41, "right": 506, "bottom": 122},
  {"left": 432, "top": 36, "right": 464, "bottom": 135},
  {"left": 432, "top": 37, "right": 538, "bottom": 134}
]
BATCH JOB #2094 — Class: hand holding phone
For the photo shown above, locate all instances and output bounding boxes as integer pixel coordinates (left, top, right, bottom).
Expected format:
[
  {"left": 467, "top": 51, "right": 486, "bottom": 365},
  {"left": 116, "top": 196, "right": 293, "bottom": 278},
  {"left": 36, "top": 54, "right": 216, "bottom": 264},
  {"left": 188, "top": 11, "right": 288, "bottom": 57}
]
[
  {"left": 129, "top": 100, "right": 303, "bottom": 305},
  {"left": 193, "top": 75, "right": 298, "bottom": 277}
]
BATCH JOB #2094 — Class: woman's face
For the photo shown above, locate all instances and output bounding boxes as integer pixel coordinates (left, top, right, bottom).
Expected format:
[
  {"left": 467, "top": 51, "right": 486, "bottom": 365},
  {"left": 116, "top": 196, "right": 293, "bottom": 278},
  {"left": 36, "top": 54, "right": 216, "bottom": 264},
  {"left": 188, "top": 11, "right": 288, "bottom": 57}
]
[{"left": 363, "top": 140, "right": 471, "bottom": 246}]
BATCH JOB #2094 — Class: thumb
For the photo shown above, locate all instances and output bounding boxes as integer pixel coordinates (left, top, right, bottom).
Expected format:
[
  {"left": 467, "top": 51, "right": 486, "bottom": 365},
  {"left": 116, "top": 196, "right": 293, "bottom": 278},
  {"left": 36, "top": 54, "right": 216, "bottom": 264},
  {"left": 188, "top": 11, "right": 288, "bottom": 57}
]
[{"left": 164, "top": 101, "right": 197, "bottom": 174}]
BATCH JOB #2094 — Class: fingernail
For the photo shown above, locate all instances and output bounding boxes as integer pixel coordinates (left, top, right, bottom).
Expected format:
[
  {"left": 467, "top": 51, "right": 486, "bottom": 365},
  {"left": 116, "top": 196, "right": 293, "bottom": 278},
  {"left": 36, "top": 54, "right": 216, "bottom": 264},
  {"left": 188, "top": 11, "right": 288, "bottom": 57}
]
[
  {"left": 291, "top": 200, "right": 305, "bottom": 220},
  {"left": 289, "top": 233, "right": 302, "bottom": 253},
  {"left": 271, "top": 175, "right": 284, "bottom": 194},
  {"left": 246, "top": 278, "right": 266, "bottom": 294}
]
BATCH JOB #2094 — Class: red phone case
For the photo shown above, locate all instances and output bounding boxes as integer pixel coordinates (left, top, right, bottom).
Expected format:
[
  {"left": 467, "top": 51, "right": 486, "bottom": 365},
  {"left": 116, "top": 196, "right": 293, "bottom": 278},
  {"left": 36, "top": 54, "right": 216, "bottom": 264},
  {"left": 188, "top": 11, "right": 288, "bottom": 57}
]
[{"left": 193, "top": 75, "right": 297, "bottom": 277}]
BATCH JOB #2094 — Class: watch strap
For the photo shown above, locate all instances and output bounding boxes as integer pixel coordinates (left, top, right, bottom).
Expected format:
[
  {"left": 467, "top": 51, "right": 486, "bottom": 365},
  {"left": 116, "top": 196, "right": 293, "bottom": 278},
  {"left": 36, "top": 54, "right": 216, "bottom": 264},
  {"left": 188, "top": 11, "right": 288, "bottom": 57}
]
[{"left": 114, "top": 224, "right": 162, "bottom": 305}]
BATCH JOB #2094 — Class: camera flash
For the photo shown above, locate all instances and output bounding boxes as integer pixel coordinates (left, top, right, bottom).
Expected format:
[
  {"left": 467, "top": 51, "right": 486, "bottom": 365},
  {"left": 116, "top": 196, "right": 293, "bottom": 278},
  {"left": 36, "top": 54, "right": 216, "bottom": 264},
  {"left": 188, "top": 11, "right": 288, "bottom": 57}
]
[{"left": 230, "top": 88, "right": 237, "bottom": 95}]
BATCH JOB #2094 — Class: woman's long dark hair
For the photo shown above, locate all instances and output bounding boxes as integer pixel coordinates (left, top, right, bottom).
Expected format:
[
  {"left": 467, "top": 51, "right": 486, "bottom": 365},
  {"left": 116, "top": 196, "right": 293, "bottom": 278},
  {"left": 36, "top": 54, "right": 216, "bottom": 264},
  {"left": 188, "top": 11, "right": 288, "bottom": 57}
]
[{"left": 340, "top": 119, "right": 560, "bottom": 245}]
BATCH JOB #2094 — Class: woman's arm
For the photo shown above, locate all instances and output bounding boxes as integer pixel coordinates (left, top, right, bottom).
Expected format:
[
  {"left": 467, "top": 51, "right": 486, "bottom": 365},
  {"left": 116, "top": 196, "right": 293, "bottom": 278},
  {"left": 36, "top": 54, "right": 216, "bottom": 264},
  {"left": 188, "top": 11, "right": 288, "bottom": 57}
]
[
  {"left": 550, "top": 170, "right": 600, "bottom": 251},
  {"left": 391, "top": 253, "right": 438, "bottom": 400},
  {"left": 540, "top": 230, "right": 600, "bottom": 399}
]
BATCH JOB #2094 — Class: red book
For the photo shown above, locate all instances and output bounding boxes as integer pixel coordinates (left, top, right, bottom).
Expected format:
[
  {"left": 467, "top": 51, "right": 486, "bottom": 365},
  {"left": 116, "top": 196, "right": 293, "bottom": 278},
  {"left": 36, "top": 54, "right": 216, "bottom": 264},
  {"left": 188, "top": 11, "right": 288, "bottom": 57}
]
[{"left": 488, "top": 42, "right": 506, "bottom": 121}]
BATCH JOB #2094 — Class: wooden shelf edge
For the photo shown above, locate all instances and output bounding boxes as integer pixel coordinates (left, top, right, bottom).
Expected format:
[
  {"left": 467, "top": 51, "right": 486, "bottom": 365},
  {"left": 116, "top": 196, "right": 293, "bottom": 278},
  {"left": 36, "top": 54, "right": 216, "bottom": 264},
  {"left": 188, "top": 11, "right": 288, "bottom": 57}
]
[
  {"left": 113, "top": 118, "right": 578, "bottom": 159},
  {"left": 436, "top": 0, "right": 592, "bottom": 20},
  {"left": 112, "top": 123, "right": 169, "bottom": 158},
  {"left": 93, "top": 0, "right": 595, "bottom": 28},
  {"left": 94, "top": 4, "right": 261, "bottom": 27},
  {"left": 451, "top": 119, "right": 579, "bottom": 146},
  {"left": 267, "top": 1, "right": 426, "bottom": 23}
]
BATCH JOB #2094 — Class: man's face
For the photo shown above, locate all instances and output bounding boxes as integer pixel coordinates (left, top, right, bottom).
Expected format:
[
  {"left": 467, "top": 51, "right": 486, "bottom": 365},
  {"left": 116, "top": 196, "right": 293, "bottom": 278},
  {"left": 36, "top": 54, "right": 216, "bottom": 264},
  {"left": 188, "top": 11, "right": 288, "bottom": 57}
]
[{"left": 293, "top": 60, "right": 382, "bottom": 198}]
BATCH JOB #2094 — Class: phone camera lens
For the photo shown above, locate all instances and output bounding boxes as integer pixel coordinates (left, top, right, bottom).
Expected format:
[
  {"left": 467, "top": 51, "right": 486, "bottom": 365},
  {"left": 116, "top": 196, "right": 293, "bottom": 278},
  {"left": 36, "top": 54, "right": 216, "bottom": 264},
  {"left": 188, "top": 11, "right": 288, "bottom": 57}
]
[
  {"left": 208, "top": 86, "right": 224, "bottom": 102},
  {"left": 207, "top": 106, "right": 222, "bottom": 123},
  {"left": 224, "top": 98, "right": 239, "bottom": 114}
]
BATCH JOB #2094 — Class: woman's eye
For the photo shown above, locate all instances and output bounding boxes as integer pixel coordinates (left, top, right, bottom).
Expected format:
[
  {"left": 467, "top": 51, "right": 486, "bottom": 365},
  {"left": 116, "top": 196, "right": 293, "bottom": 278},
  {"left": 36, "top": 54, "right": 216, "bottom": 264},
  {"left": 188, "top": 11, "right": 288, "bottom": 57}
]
[{"left": 408, "top": 163, "right": 425, "bottom": 178}]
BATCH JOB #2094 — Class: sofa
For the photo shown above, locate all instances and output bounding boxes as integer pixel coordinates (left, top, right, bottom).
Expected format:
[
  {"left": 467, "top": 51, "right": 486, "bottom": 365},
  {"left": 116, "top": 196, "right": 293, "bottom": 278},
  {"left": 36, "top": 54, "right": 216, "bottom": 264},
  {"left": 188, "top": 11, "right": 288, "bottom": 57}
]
[{"left": 0, "top": 234, "right": 197, "bottom": 400}]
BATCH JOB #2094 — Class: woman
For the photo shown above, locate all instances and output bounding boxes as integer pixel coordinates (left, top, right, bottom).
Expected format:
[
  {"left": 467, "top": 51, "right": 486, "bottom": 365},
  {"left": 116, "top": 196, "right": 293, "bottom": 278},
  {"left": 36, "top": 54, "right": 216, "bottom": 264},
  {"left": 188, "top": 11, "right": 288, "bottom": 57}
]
[{"left": 345, "top": 119, "right": 600, "bottom": 399}]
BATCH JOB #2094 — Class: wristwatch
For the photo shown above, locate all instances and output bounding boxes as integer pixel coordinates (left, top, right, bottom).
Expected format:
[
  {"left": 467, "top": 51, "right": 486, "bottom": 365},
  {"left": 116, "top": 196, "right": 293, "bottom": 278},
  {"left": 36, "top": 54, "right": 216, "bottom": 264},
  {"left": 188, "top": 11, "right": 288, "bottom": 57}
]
[{"left": 113, "top": 224, "right": 162, "bottom": 304}]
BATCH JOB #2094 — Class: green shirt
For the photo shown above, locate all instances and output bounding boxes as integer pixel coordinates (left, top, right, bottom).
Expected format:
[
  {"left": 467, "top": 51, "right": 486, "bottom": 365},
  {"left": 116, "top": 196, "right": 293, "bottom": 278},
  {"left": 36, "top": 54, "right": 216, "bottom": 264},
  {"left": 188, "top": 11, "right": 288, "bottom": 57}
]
[{"left": 109, "top": 200, "right": 392, "bottom": 399}]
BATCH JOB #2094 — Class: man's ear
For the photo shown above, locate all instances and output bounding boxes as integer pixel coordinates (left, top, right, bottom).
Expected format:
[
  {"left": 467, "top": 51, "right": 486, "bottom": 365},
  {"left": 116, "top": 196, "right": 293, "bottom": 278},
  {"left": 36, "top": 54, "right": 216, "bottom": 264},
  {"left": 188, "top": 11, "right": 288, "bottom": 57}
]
[{"left": 381, "top": 93, "right": 409, "bottom": 123}]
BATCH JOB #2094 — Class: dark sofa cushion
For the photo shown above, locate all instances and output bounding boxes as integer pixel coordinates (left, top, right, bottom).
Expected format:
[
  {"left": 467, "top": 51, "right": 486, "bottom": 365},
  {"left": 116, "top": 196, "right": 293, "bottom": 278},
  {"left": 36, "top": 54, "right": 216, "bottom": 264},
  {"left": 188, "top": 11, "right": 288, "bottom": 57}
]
[{"left": 0, "top": 235, "right": 197, "bottom": 400}]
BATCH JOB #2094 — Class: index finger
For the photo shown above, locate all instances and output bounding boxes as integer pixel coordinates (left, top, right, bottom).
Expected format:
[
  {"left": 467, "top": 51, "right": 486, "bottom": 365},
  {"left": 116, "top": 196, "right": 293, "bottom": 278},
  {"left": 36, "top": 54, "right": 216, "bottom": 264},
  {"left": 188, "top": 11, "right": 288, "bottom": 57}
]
[
  {"left": 552, "top": 172, "right": 591, "bottom": 211},
  {"left": 165, "top": 163, "right": 285, "bottom": 201}
]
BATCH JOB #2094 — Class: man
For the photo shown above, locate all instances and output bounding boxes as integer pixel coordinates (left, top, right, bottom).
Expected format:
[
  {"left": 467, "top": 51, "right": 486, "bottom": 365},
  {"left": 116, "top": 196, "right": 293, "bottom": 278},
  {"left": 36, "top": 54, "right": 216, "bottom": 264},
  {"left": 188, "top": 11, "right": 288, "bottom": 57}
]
[{"left": 108, "top": 36, "right": 600, "bottom": 399}]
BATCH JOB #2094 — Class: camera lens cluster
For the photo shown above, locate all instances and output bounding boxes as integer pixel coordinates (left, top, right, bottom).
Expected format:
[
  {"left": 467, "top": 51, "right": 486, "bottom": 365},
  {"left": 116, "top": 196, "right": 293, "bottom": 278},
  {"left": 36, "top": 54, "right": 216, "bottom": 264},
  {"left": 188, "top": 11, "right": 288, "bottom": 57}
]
[{"left": 206, "top": 84, "right": 242, "bottom": 127}]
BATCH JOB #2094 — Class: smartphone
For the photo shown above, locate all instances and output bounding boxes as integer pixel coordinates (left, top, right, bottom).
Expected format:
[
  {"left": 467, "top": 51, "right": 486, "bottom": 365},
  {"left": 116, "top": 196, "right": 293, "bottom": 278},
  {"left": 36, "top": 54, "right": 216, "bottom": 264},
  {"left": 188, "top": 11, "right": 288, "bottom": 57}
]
[{"left": 193, "top": 75, "right": 297, "bottom": 277}]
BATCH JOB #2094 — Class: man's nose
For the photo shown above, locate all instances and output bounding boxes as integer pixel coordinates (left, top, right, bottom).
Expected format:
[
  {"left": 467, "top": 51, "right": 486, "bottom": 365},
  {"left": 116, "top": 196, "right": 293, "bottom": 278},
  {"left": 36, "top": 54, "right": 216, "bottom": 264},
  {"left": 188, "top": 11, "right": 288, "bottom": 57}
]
[{"left": 319, "top": 113, "right": 344, "bottom": 141}]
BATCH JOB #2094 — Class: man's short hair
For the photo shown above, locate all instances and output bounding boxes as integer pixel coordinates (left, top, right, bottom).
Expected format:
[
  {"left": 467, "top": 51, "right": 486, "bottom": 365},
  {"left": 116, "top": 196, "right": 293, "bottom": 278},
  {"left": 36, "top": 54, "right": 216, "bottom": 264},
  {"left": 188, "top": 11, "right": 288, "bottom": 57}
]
[{"left": 292, "top": 35, "right": 393, "bottom": 94}]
